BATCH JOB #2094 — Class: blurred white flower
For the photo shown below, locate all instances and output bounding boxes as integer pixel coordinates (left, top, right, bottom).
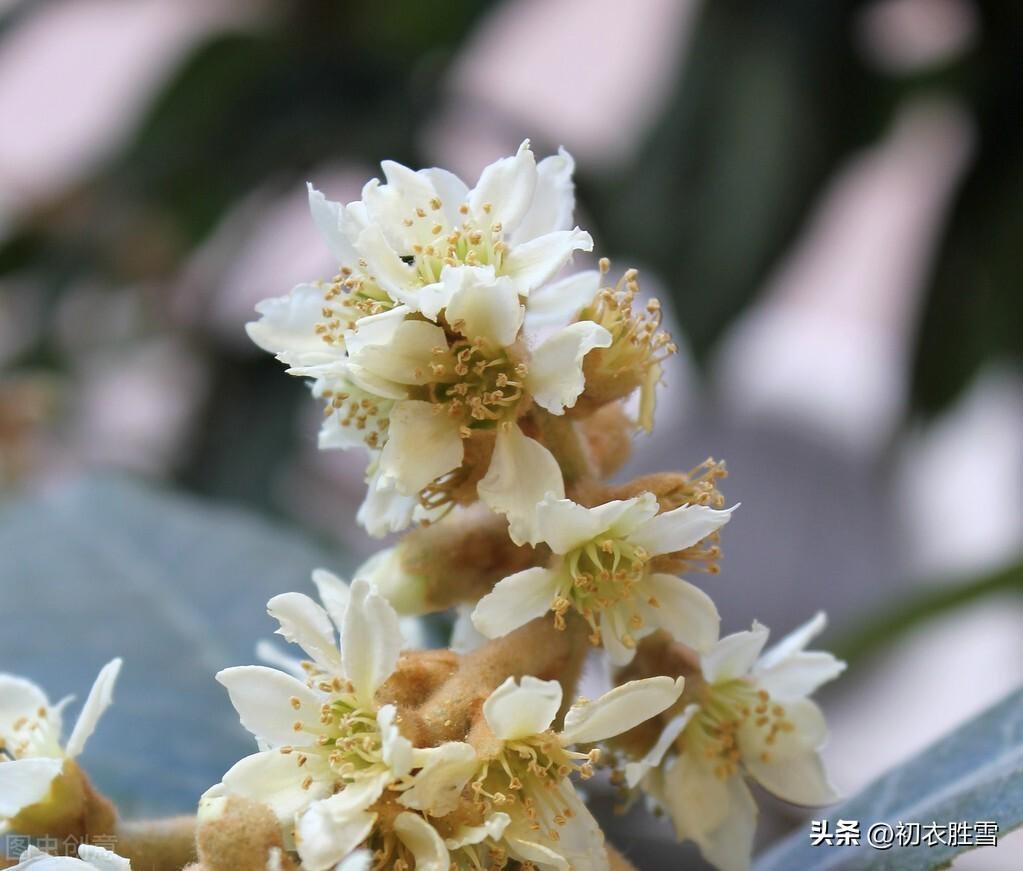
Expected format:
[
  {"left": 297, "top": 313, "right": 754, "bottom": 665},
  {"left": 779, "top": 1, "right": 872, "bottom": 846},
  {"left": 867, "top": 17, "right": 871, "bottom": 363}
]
[
  {"left": 627, "top": 614, "right": 845, "bottom": 871},
  {"left": 472, "top": 492, "right": 734, "bottom": 663},
  {"left": 0, "top": 659, "right": 122, "bottom": 828},
  {"left": 12, "top": 844, "right": 130, "bottom": 870},
  {"left": 474, "top": 674, "right": 684, "bottom": 870}
]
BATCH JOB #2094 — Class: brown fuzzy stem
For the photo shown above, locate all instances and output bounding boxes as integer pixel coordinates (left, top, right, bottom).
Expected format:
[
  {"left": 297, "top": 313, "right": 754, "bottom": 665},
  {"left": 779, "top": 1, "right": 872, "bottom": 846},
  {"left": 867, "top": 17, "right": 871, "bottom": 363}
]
[
  {"left": 114, "top": 816, "right": 197, "bottom": 871},
  {"left": 401, "top": 615, "right": 590, "bottom": 747},
  {"left": 533, "top": 409, "right": 596, "bottom": 485}
]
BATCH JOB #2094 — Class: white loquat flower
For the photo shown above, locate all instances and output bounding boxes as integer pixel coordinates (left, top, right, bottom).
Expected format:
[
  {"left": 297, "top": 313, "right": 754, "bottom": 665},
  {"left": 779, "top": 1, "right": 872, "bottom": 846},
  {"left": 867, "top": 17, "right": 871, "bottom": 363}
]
[
  {"left": 0, "top": 659, "right": 122, "bottom": 831},
  {"left": 472, "top": 492, "right": 735, "bottom": 663},
  {"left": 469, "top": 674, "right": 685, "bottom": 870},
  {"left": 625, "top": 613, "right": 846, "bottom": 871}
]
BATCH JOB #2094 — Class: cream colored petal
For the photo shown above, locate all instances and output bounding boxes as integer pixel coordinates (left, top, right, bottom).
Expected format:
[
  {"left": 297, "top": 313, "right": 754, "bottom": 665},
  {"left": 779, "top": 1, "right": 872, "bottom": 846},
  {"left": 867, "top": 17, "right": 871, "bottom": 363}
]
[
  {"left": 756, "top": 611, "right": 828, "bottom": 669},
  {"left": 627, "top": 503, "right": 738, "bottom": 558},
  {"left": 419, "top": 167, "right": 469, "bottom": 226},
  {"left": 754, "top": 651, "right": 846, "bottom": 702},
  {"left": 471, "top": 567, "right": 561, "bottom": 639},
  {"left": 560, "top": 676, "right": 684, "bottom": 745},
  {"left": 504, "top": 837, "right": 569, "bottom": 871},
  {"left": 220, "top": 750, "right": 330, "bottom": 823},
  {"left": 308, "top": 184, "right": 360, "bottom": 265},
  {"left": 741, "top": 699, "right": 839, "bottom": 806},
  {"left": 527, "top": 321, "right": 611, "bottom": 414},
  {"left": 511, "top": 147, "right": 576, "bottom": 243},
  {"left": 524, "top": 270, "right": 600, "bottom": 331},
  {"left": 297, "top": 803, "right": 376, "bottom": 871},
  {"left": 357, "top": 465, "right": 418, "bottom": 538},
  {"left": 354, "top": 224, "right": 416, "bottom": 300},
  {"left": 502, "top": 228, "right": 593, "bottom": 295},
  {"left": 624, "top": 706, "right": 698, "bottom": 788},
  {"left": 377, "top": 705, "right": 414, "bottom": 778},
  {"left": 65, "top": 658, "right": 121, "bottom": 758},
  {"left": 350, "top": 320, "right": 451, "bottom": 388},
  {"left": 0, "top": 757, "right": 63, "bottom": 817},
  {"left": 477, "top": 426, "right": 565, "bottom": 546},
  {"left": 394, "top": 811, "right": 450, "bottom": 871},
  {"left": 246, "top": 283, "right": 341, "bottom": 367},
  {"left": 444, "top": 268, "right": 524, "bottom": 348},
  {"left": 310, "top": 568, "right": 350, "bottom": 632},
  {"left": 335, "top": 849, "right": 373, "bottom": 871},
  {"left": 444, "top": 812, "right": 511, "bottom": 850},
  {"left": 342, "top": 578, "right": 403, "bottom": 705},
  {"left": 77, "top": 845, "right": 132, "bottom": 870},
  {"left": 701, "top": 622, "right": 770, "bottom": 685},
  {"left": 267, "top": 592, "right": 341, "bottom": 675},
  {"left": 535, "top": 493, "right": 656, "bottom": 555},
  {"left": 599, "top": 608, "right": 635, "bottom": 667},
  {"left": 399, "top": 741, "right": 477, "bottom": 816},
  {"left": 378, "top": 400, "right": 463, "bottom": 495},
  {"left": 469, "top": 140, "right": 537, "bottom": 234},
  {"left": 641, "top": 574, "right": 720, "bottom": 653},
  {"left": 0, "top": 674, "right": 51, "bottom": 737},
  {"left": 482, "top": 676, "right": 562, "bottom": 740},
  {"left": 216, "top": 666, "right": 325, "bottom": 747}
]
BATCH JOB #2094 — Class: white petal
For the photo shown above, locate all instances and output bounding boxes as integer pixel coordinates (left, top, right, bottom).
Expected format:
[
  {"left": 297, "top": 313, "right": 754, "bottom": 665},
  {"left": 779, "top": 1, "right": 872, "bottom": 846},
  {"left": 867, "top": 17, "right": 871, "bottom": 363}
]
[
  {"left": 343, "top": 304, "right": 409, "bottom": 357},
  {"left": 504, "top": 837, "right": 569, "bottom": 871},
  {"left": 77, "top": 845, "right": 131, "bottom": 870},
  {"left": 335, "top": 849, "right": 373, "bottom": 871},
  {"left": 527, "top": 321, "right": 611, "bottom": 414},
  {"left": 378, "top": 401, "right": 463, "bottom": 495},
  {"left": 65, "top": 658, "right": 121, "bottom": 758},
  {"left": 482, "top": 676, "right": 562, "bottom": 740},
  {"left": 342, "top": 578, "right": 402, "bottom": 705},
  {"left": 0, "top": 674, "right": 51, "bottom": 735},
  {"left": 524, "top": 270, "right": 600, "bottom": 331},
  {"left": 354, "top": 224, "right": 416, "bottom": 299},
  {"left": 399, "top": 741, "right": 477, "bottom": 816},
  {"left": 394, "top": 812, "right": 450, "bottom": 871},
  {"left": 534, "top": 493, "right": 654, "bottom": 555},
  {"left": 0, "top": 757, "right": 64, "bottom": 817},
  {"left": 627, "top": 503, "right": 738, "bottom": 558},
  {"left": 469, "top": 140, "right": 537, "bottom": 234},
  {"left": 756, "top": 611, "right": 828, "bottom": 669},
  {"left": 741, "top": 699, "right": 839, "bottom": 805},
  {"left": 511, "top": 147, "right": 576, "bottom": 243},
  {"left": 701, "top": 622, "right": 770, "bottom": 685},
  {"left": 267, "top": 593, "right": 341, "bottom": 675},
  {"left": 350, "top": 320, "right": 450, "bottom": 388},
  {"left": 444, "top": 268, "right": 524, "bottom": 348},
  {"left": 310, "top": 568, "right": 350, "bottom": 631},
  {"left": 599, "top": 608, "right": 636, "bottom": 667},
  {"left": 246, "top": 283, "right": 340, "bottom": 367},
  {"left": 477, "top": 426, "right": 565, "bottom": 546},
  {"left": 216, "top": 666, "right": 325, "bottom": 747},
  {"left": 308, "top": 184, "right": 360, "bottom": 265},
  {"left": 471, "top": 567, "right": 561, "bottom": 639},
  {"left": 642, "top": 573, "right": 720, "bottom": 653},
  {"left": 560, "top": 676, "right": 684, "bottom": 745},
  {"left": 502, "top": 228, "right": 593, "bottom": 295},
  {"left": 445, "top": 811, "right": 511, "bottom": 850},
  {"left": 221, "top": 750, "right": 331, "bottom": 822},
  {"left": 377, "top": 705, "right": 414, "bottom": 778},
  {"left": 754, "top": 652, "right": 846, "bottom": 702},
  {"left": 298, "top": 803, "right": 376, "bottom": 871},
  {"left": 624, "top": 706, "right": 698, "bottom": 788},
  {"left": 419, "top": 167, "right": 469, "bottom": 226},
  {"left": 357, "top": 466, "right": 418, "bottom": 538}
]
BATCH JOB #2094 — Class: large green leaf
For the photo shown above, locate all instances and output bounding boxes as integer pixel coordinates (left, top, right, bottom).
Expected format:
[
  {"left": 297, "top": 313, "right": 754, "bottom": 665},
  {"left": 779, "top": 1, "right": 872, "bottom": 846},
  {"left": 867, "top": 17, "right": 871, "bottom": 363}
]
[
  {"left": 0, "top": 475, "right": 347, "bottom": 815},
  {"left": 756, "top": 687, "right": 1023, "bottom": 870}
]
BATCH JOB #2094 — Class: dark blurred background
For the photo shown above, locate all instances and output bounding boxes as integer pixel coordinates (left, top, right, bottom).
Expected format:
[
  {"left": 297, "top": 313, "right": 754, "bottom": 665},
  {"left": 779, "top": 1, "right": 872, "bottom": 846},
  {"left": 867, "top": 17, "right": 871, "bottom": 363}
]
[{"left": 0, "top": 0, "right": 1021, "bottom": 866}]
